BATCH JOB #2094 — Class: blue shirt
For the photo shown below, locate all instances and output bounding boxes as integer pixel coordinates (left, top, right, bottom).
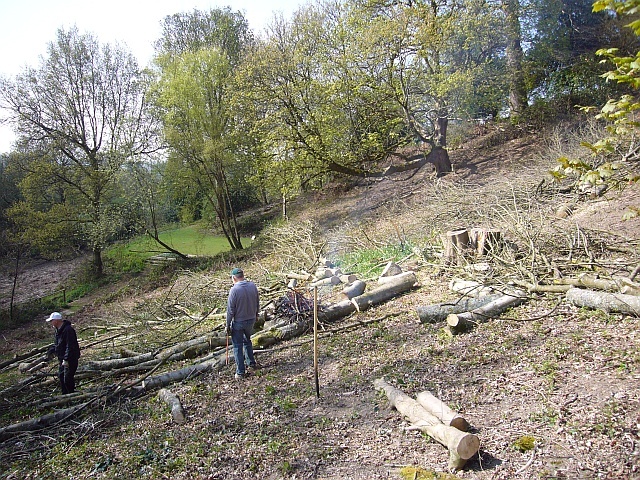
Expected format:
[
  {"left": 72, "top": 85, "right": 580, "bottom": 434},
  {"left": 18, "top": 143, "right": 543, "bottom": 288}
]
[{"left": 226, "top": 280, "right": 260, "bottom": 328}]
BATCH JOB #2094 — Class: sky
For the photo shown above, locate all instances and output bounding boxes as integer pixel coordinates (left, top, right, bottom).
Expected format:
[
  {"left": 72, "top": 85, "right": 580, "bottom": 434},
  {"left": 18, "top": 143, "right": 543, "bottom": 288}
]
[{"left": 0, "top": 0, "right": 307, "bottom": 153}]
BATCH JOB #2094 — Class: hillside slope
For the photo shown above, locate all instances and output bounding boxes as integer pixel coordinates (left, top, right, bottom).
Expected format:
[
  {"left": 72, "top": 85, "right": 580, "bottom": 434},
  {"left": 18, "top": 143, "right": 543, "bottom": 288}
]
[{"left": 1, "top": 130, "right": 639, "bottom": 480}]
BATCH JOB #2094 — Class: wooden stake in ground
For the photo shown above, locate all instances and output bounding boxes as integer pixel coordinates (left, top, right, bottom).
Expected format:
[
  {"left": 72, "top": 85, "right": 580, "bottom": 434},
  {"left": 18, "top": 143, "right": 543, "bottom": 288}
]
[
  {"left": 374, "top": 378, "right": 479, "bottom": 471},
  {"left": 313, "top": 286, "right": 320, "bottom": 398}
]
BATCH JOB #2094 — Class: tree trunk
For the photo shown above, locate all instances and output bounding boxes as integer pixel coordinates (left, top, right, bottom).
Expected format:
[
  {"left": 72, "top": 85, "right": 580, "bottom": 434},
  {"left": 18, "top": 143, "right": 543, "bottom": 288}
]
[
  {"left": 9, "top": 246, "right": 22, "bottom": 323},
  {"left": 566, "top": 288, "right": 640, "bottom": 316},
  {"left": 340, "top": 280, "right": 366, "bottom": 300},
  {"left": 428, "top": 146, "right": 452, "bottom": 177},
  {"left": 468, "top": 228, "right": 503, "bottom": 256},
  {"left": 416, "top": 294, "right": 503, "bottom": 324},
  {"left": 446, "top": 291, "right": 526, "bottom": 334},
  {"left": 555, "top": 274, "right": 640, "bottom": 295},
  {"left": 416, "top": 390, "right": 470, "bottom": 432},
  {"left": 0, "top": 403, "right": 89, "bottom": 442},
  {"left": 503, "top": 0, "right": 527, "bottom": 117},
  {"left": 442, "top": 229, "right": 470, "bottom": 266},
  {"left": 93, "top": 245, "right": 103, "bottom": 277},
  {"left": 374, "top": 378, "right": 479, "bottom": 471}
]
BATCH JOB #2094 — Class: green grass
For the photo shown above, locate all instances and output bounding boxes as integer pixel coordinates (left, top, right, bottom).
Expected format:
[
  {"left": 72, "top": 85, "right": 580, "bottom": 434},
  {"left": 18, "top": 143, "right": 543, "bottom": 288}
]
[
  {"left": 336, "top": 242, "right": 413, "bottom": 278},
  {"left": 105, "top": 224, "right": 253, "bottom": 273}
]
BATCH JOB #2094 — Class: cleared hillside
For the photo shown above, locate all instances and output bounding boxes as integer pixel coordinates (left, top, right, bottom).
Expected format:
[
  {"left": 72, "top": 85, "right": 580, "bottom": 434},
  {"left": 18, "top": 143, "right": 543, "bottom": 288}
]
[{"left": 1, "top": 127, "right": 639, "bottom": 480}]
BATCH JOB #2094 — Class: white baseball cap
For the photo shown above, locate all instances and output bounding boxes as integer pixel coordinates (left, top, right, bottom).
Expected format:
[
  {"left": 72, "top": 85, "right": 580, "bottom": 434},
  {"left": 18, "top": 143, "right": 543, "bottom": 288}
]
[{"left": 46, "top": 312, "right": 62, "bottom": 322}]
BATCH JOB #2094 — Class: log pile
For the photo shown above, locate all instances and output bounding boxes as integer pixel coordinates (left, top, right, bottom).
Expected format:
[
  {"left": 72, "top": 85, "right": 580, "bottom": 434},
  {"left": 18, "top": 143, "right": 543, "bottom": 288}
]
[{"left": 374, "top": 378, "right": 479, "bottom": 471}]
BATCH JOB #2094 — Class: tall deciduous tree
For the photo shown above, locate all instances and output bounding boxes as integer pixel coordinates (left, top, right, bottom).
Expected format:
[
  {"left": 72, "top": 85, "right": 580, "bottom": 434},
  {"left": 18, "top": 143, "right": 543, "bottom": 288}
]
[
  {"left": 0, "top": 27, "right": 158, "bottom": 276},
  {"left": 153, "top": 8, "right": 253, "bottom": 250}
]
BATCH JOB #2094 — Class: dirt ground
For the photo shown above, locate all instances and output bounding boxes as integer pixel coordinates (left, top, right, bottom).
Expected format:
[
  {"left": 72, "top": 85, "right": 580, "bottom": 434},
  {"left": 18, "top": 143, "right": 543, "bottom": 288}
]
[{"left": 1, "top": 129, "right": 639, "bottom": 480}]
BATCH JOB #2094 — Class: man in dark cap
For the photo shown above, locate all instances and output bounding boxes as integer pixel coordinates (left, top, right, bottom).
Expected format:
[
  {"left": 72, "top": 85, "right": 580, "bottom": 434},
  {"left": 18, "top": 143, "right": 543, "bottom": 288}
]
[
  {"left": 226, "top": 268, "right": 260, "bottom": 379},
  {"left": 46, "top": 312, "right": 81, "bottom": 394}
]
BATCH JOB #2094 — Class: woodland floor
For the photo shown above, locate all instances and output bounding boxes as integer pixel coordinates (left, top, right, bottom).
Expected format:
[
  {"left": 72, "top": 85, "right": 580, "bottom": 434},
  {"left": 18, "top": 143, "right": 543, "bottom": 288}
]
[{"left": 1, "top": 125, "right": 639, "bottom": 480}]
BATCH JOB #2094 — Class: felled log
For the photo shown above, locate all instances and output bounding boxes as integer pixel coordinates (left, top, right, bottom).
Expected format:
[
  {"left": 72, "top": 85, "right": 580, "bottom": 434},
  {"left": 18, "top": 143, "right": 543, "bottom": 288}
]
[
  {"left": 319, "top": 272, "right": 417, "bottom": 322},
  {"left": 446, "top": 291, "right": 527, "bottom": 335},
  {"left": 339, "top": 274, "right": 358, "bottom": 284},
  {"left": 566, "top": 288, "right": 640, "bottom": 316},
  {"left": 18, "top": 355, "right": 49, "bottom": 373},
  {"left": 310, "top": 276, "right": 341, "bottom": 287},
  {"left": 374, "top": 378, "right": 479, "bottom": 470},
  {"left": 416, "top": 294, "right": 503, "bottom": 324},
  {"left": 449, "top": 279, "right": 494, "bottom": 297},
  {"left": 0, "top": 403, "right": 89, "bottom": 442},
  {"left": 340, "top": 280, "right": 366, "bottom": 300},
  {"left": 286, "top": 272, "right": 313, "bottom": 281},
  {"left": 158, "top": 388, "right": 186, "bottom": 424},
  {"left": 139, "top": 355, "right": 226, "bottom": 392},
  {"left": 555, "top": 274, "right": 640, "bottom": 296},
  {"left": 416, "top": 391, "right": 470, "bottom": 432},
  {"left": 352, "top": 272, "right": 417, "bottom": 311},
  {"left": 0, "top": 345, "right": 52, "bottom": 370},
  {"left": 251, "top": 320, "right": 308, "bottom": 348}
]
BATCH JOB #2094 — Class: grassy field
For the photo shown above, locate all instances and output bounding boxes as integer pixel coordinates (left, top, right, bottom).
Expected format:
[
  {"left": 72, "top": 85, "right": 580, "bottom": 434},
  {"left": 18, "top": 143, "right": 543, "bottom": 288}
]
[{"left": 104, "top": 224, "right": 253, "bottom": 273}]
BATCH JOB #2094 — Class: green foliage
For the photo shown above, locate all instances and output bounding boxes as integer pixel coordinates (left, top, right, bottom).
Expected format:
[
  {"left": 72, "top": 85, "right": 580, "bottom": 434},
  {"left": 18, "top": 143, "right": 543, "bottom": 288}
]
[
  {"left": 0, "top": 27, "right": 157, "bottom": 275},
  {"left": 553, "top": 0, "right": 640, "bottom": 217},
  {"left": 512, "top": 435, "right": 536, "bottom": 452},
  {"left": 337, "top": 243, "right": 413, "bottom": 278},
  {"left": 399, "top": 466, "right": 463, "bottom": 480}
]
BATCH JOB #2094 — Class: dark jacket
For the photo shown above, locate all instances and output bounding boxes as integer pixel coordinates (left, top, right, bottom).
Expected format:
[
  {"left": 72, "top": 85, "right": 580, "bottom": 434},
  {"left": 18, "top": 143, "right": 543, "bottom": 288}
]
[{"left": 51, "top": 320, "right": 81, "bottom": 362}]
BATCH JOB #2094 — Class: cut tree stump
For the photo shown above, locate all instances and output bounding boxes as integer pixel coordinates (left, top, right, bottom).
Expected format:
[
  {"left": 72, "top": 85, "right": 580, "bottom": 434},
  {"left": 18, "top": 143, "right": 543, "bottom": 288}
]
[
  {"left": 566, "top": 288, "right": 640, "bottom": 316},
  {"left": 469, "top": 228, "right": 503, "bottom": 256},
  {"left": 374, "top": 378, "right": 479, "bottom": 471},
  {"left": 446, "top": 291, "right": 526, "bottom": 335},
  {"left": 158, "top": 388, "right": 186, "bottom": 424},
  {"left": 416, "top": 390, "right": 470, "bottom": 432},
  {"left": 442, "top": 229, "right": 470, "bottom": 266}
]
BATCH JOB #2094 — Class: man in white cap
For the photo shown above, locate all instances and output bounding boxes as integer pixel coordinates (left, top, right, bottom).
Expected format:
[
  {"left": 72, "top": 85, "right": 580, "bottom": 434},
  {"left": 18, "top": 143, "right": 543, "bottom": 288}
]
[{"left": 46, "top": 312, "right": 81, "bottom": 394}]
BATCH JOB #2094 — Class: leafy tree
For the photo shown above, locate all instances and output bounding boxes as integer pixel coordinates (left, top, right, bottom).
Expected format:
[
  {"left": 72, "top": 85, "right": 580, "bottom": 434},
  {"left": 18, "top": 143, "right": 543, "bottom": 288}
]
[
  {"left": 554, "top": 0, "right": 640, "bottom": 216},
  {"left": 525, "top": 0, "right": 636, "bottom": 109},
  {"left": 0, "top": 27, "right": 159, "bottom": 275},
  {"left": 153, "top": 8, "right": 253, "bottom": 249}
]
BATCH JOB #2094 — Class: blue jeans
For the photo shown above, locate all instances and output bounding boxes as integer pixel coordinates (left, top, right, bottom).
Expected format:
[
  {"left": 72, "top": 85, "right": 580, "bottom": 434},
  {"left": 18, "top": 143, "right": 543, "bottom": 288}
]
[{"left": 231, "top": 319, "right": 256, "bottom": 375}]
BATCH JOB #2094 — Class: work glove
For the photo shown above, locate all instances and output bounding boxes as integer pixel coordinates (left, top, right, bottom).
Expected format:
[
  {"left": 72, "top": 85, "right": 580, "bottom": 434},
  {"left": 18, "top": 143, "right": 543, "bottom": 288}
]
[
  {"left": 224, "top": 326, "right": 230, "bottom": 335},
  {"left": 62, "top": 360, "right": 69, "bottom": 368}
]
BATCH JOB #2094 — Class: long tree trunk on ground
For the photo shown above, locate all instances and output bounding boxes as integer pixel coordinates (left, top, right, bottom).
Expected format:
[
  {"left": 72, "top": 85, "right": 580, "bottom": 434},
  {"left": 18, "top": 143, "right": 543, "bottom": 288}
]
[{"left": 566, "top": 288, "right": 640, "bottom": 316}]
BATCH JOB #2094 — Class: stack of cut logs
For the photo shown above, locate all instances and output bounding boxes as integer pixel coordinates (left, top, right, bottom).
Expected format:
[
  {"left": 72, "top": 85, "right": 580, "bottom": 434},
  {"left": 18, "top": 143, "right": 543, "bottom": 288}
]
[{"left": 374, "top": 378, "right": 479, "bottom": 471}]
